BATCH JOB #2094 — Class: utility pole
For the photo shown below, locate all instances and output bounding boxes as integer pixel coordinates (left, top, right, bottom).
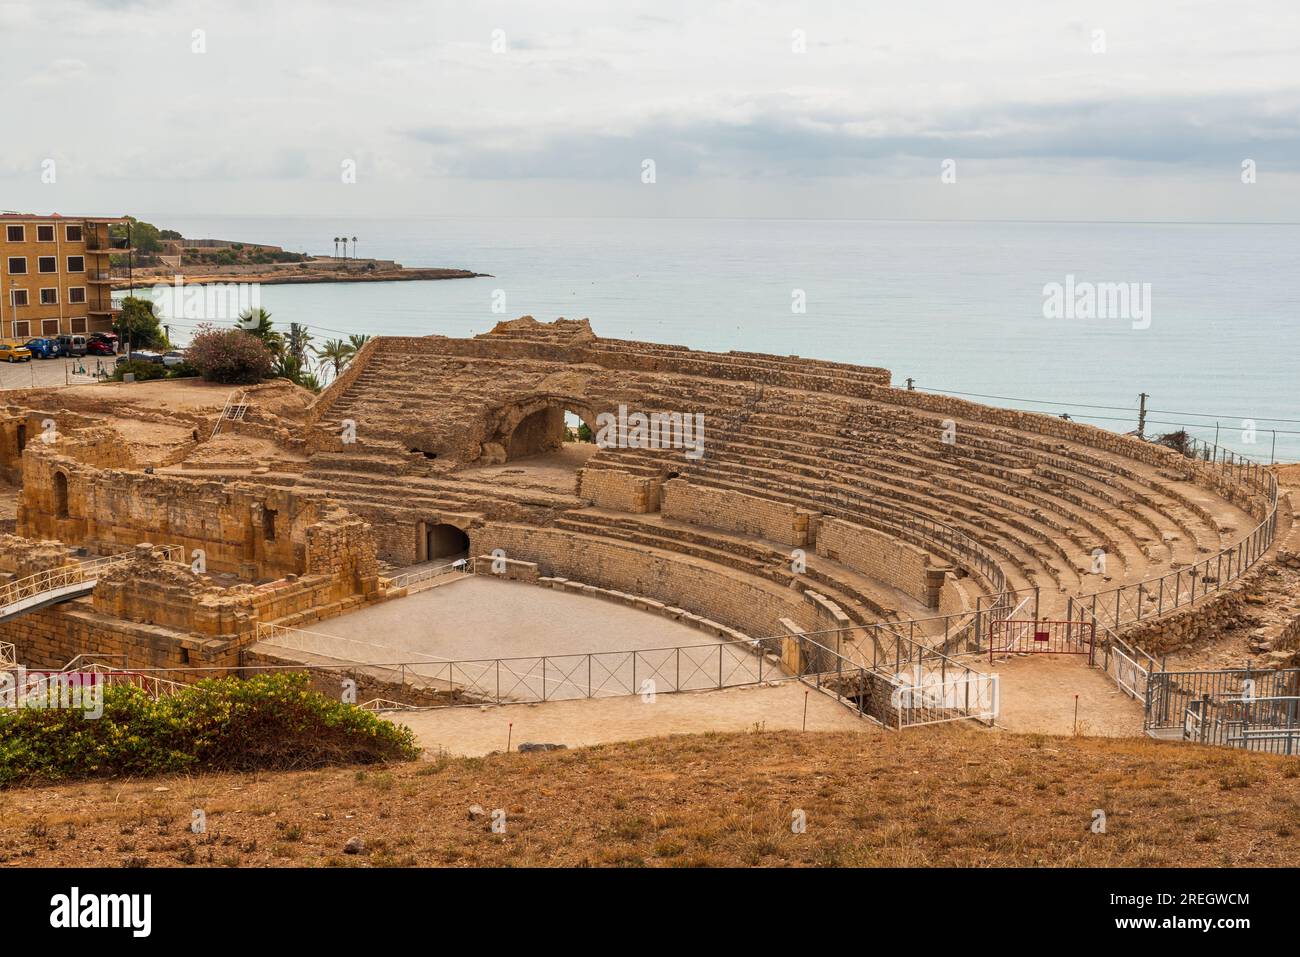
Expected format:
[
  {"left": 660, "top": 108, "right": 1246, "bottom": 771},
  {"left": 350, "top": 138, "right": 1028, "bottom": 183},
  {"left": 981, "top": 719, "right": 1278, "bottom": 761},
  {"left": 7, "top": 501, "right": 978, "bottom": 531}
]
[{"left": 1137, "top": 392, "right": 1148, "bottom": 440}]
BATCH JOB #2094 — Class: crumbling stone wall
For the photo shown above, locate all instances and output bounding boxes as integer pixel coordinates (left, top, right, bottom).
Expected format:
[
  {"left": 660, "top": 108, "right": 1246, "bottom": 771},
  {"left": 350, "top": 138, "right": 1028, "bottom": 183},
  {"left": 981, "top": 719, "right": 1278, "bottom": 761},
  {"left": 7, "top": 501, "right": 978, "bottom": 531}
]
[{"left": 19, "top": 450, "right": 342, "bottom": 579}]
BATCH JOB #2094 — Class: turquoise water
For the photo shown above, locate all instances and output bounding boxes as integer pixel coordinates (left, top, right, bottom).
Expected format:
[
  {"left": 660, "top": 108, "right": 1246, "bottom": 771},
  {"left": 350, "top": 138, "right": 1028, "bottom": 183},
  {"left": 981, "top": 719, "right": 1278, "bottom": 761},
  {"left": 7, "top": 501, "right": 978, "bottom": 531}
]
[{"left": 136, "top": 216, "right": 1299, "bottom": 461}]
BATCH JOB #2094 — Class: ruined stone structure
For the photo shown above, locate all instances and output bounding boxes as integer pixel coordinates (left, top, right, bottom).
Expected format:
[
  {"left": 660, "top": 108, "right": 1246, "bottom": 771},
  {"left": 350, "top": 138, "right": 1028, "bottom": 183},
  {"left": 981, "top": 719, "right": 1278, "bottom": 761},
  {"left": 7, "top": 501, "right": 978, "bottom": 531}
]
[{"left": 0, "top": 317, "right": 1291, "bottom": 706}]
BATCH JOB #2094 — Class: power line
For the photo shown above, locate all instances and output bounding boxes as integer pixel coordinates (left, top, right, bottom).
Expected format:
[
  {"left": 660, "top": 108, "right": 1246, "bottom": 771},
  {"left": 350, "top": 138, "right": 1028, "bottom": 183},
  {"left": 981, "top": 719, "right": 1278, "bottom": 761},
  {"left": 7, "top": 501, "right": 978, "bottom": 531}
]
[{"left": 915, "top": 385, "right": 1300, "bottom": 428}]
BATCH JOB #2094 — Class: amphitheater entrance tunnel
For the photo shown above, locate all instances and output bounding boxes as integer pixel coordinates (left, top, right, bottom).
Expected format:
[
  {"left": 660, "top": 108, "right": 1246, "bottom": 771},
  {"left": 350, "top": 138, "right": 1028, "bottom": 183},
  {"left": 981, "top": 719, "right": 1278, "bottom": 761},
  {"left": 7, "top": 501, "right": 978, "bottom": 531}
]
[
  {"left": 419, "top": 522, "right": 469, "bottom": 562},
  {"left": 504, "top": 403, "right": 597, "bottom": 462}
]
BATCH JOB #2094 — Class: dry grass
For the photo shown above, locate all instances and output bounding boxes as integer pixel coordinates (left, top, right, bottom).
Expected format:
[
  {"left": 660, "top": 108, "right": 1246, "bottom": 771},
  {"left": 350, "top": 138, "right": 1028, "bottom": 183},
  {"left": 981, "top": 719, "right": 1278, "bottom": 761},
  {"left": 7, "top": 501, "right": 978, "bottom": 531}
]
[{"left": 0, "top": 726, "right": 1297, "bottom": 868}]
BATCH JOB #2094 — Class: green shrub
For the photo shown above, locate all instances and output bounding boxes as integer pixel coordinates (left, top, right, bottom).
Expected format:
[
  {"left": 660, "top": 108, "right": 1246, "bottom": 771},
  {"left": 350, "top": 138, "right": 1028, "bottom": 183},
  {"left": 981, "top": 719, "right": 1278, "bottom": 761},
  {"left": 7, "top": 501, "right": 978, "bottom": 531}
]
[
  {"left": 0, "top": 673, "right": 420, "bottom": 787},
  {"left": 166, "top": 360, "right": 199, "bottom": 378},
  {"left": 111, "top": 359, "right": 168, "bottom": 382}
]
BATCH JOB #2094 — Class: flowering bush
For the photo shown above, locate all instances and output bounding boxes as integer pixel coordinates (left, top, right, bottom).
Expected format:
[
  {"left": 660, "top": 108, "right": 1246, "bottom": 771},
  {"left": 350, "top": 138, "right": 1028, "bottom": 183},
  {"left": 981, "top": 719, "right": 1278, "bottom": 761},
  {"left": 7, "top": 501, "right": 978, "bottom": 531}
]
[
  {"left": 186, "top": 327, "right": 274, "bottom": 384},
  {"left": 0, "top": 673, "right": 420, "bottom": 786}
]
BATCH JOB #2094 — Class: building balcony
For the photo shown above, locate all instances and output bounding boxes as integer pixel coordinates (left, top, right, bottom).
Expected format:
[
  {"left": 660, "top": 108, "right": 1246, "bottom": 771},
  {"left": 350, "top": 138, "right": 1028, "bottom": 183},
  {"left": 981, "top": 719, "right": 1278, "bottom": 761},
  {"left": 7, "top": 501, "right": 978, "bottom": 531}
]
[
  {"left": 86, "top": 271, "right": 115, "bottom": 284},
  {"left": 85, "top": 236, "right": 133, "bottom": 253},
  {"left": 87, "top": 303, "right": 121, "bottom": 316}
]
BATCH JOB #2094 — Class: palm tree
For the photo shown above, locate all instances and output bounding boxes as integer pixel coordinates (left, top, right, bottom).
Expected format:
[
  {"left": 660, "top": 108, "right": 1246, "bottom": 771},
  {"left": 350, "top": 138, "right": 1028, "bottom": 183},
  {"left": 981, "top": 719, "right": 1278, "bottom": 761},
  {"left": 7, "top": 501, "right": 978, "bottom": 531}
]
[
  {"left": 332, "top": 237, "right": 340, "bottom": 258},
  {"left": 237, "top": 308, "right": 283, "bottom": 356},
  {"left": 351, "top": 236, "right": 358, "bottom": 259},
  {"left": 272, "top": 354, "right": 324, "bottom": 393},
  {"left": 313, "top": 338, "right": 356, "bottom": 379},
  {"left": 348, "top": 333, "right": 372, "bottom": 352},
  {"left": 286, "top": 322, "right": 313, "bottom": 364}
]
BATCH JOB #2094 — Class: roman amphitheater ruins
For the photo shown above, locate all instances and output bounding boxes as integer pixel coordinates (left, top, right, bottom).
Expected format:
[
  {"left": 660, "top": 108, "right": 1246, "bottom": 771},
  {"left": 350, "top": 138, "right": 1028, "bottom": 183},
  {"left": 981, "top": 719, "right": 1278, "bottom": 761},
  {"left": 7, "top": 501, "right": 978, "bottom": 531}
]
[{"left": 1, "top": 317, "right": 1297, "bottom": 749}]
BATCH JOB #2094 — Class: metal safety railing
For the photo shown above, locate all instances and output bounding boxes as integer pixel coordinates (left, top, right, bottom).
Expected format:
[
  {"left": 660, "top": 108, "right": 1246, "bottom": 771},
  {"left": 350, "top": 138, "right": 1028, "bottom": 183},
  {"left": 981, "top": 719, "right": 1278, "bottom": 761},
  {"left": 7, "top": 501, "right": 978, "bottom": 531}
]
[
  {"left": 1079, "top": 447, "right": 1278, "bottom": 636},
  {"left": 0, "top": 546, "right": 185, "bottom": 619},
  {"left": 253, "top": 621, "right": 780, "bottom": 705},
  {"left": 794, "top": 632, "right": 998, "bottom": 729}
]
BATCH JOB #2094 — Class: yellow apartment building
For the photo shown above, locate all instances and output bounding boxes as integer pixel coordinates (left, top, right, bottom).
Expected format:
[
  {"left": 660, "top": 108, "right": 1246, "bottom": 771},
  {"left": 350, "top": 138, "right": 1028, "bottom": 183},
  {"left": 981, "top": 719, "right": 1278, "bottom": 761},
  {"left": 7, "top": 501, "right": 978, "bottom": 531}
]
[{"left": 0, "top": 214, "right": 132, "bottom": 340}]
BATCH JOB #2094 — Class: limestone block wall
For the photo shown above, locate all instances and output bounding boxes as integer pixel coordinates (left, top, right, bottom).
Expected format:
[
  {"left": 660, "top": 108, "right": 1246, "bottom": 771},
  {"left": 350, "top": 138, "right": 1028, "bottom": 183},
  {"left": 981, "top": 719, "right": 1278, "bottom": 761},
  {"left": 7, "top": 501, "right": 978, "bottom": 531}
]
[
  {"left": 19, "top": 451, "right": 342, "bottom": 579},
  {"left": 661, "top": 478, "right": 814, "bottom": 547},
  {"left": 471, "top": 522, "right": 816, "bottom": 641},
  {"left": 0, "top": 599, "right": 236, "bottom": 674},
  {"left": 817, "top": 518, "right": 938, "bottom": 606},
  {"left": 578, "top": 468, "right": 660, "bottom": 513}
]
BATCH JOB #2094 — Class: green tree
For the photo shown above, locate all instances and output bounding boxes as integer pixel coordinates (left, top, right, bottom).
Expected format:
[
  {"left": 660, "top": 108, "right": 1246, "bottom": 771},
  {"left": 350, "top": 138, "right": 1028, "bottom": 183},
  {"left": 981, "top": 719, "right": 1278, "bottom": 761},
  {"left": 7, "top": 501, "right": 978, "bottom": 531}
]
[
  {"left": 286, "top": 322, "right": 313, "bottom": 364},
  {"left": 236, "top": 308, "right": 283, "bottom": 356},
  {"left": 313, "top": 338, "right": 356, "bottom": 379},
  {"left": 113, "top": 217, "right": 163, "bottom": 255},
  {"left": 348, "top": 334, "right": 372, "bottom": 352},
  {"left": 114, "top": 296, "right": 168, "bottom": 350},
  {"left": 272, "top": 354, "right": 322, "bottom": 392}
]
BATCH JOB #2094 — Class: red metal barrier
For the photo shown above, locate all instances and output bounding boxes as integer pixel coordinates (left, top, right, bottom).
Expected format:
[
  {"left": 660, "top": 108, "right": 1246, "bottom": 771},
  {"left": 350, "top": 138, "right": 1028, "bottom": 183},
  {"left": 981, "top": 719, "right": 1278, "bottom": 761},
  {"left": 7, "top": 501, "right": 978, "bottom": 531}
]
[{"left": 989, "top": 619, "right": 1095, "bottom": 664}]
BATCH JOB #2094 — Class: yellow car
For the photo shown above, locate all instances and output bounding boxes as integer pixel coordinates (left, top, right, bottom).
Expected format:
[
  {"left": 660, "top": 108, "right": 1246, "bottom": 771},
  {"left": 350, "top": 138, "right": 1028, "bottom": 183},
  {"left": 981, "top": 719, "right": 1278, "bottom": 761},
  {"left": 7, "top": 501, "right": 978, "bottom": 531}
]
[{"left": 0, "top": 341, "right": 31, "bottom": 363}]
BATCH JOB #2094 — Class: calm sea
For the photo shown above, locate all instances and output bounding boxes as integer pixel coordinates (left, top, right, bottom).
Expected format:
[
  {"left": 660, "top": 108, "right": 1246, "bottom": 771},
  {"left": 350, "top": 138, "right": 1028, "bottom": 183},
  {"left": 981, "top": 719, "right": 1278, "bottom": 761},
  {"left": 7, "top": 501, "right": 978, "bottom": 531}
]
[{"left": 133, "top": 216, "right": 1299, "bottom": 461}]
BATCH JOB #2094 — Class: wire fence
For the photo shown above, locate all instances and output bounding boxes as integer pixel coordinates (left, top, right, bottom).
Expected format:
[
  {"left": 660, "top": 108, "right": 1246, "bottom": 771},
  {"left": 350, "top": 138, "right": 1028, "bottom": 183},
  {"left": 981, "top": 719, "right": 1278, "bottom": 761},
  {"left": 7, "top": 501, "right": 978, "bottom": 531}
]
[
  {"left": 252, "top": 623, "right": 780, "bottom": 705},
  {"left": 1147, "top": 667, "right": 1300, "bottom": 755},
  {"left": 1074, "top": 443, "right": 1278, "bottom": 639},
  {"left": 795, "top": 633, "right": 998, "bottom": 728}
]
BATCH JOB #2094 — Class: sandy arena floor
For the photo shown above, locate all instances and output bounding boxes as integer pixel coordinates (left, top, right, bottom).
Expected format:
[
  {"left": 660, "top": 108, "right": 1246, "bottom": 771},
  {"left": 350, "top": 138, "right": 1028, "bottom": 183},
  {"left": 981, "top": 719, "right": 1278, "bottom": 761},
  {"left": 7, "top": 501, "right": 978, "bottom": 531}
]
[
  {"left": 394, "top": 680, "right": 876, "bottom": 756},
  {"left": 264, "top": 576, "right": 716, "bottom": 663},
  {"left": 983, "top": 653, "right": 1144, "bottom": 737}
]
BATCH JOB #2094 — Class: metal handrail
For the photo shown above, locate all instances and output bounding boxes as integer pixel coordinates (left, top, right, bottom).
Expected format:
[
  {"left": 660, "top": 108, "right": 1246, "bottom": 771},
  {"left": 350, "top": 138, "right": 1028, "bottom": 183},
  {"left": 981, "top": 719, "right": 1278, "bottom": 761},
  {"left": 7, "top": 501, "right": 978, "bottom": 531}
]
[{"left": 0, "top": 546, "right": 185, "bottom": 614}]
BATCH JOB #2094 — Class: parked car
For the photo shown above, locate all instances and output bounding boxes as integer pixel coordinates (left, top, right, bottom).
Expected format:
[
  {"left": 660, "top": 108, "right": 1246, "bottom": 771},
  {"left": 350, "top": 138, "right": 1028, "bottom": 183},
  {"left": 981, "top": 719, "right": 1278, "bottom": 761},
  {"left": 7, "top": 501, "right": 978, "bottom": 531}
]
[
  {"left": 88, "top": 332, "right": 119, "bottom": 351},
  {"left": 116, "top": 351, "right": 166, "bottom": 366},
  {"left": 162, "top": 350, "right": 187, "bottom": 368},
  {"left": 22, "top": 337, "right": 58, "bottom": 359},
  {"left": 55, "top": 334, "right": 88, "bottom": 357},
  {"left": 0, "top": 341, "right": 32, "bottom": 363},
  {"left": 87, "top": 338, "right": 116, "bottom": 356}
]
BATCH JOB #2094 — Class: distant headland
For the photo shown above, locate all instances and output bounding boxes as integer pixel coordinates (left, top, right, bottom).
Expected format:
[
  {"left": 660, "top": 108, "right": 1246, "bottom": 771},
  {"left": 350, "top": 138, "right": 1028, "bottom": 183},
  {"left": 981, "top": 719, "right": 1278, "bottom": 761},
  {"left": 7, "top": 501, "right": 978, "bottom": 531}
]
[{"left": 108, "top": 221, "right": 490, "bottom": 289}]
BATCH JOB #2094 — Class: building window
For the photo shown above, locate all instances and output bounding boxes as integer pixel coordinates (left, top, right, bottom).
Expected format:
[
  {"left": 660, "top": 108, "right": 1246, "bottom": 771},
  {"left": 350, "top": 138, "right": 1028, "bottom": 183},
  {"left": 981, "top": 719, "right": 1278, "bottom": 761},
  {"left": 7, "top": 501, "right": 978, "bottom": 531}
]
[
  {"left": 37, "top": 256, "right": 56, "bottom": 273},
  {"left": 66, "top": 256, "right": 84, "bottom": 273},
  {"left": 41, "top": 319, "right": 59, "bottom": 336},
  {"left": 7, "top": 257, "right": 26, "bottom": 275},
  {"left": 36, "top": 225, "right": 55, "bottom": 242},
  {"left": 40, "top": 288, "right": 57, "bottom": 305},
  {"left": 6, "top": 226, "right": 23, "bottom": 242},
  {"left": 12, "top": 321, "right": 29, "bottom": 338},
  {"left": 10, "top": 289, "right": 28, "bottom": 307},
  {"left": 69, "top": 287, "right": 86, "bottom": 304},
  {"left": 66, "top": 225, "right": 83, "bottom": 242},
  {"left": 70, "top": 317, "right": 87, "bottom": 333}
]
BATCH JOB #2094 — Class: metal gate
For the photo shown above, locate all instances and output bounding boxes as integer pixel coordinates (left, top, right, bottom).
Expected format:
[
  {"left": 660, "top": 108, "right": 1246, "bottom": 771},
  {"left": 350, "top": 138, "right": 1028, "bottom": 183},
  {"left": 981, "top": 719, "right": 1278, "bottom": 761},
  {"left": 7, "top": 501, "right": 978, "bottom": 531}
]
[{"left": 989, "top": 619, "right": 1095, "bottom": 663}]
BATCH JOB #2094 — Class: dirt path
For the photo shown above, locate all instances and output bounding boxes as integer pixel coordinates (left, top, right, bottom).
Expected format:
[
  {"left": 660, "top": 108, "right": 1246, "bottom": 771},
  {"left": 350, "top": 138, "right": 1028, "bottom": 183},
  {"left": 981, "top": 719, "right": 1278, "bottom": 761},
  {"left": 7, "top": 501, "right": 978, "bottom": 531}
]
[
  {"left": 395, "top": 682, "right": 875, "bottom": 756},
  {"left": 984, "top": 653, "right": 1144, "bottom": 737}
]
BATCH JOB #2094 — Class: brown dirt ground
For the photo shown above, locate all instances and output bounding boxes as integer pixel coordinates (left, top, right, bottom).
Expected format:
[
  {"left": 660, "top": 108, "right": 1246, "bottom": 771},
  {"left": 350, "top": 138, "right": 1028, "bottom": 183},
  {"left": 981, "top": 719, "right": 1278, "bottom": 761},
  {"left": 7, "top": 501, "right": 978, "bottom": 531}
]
[{"left": 1, "top": 727, "right": 1297, "bottom": 868}]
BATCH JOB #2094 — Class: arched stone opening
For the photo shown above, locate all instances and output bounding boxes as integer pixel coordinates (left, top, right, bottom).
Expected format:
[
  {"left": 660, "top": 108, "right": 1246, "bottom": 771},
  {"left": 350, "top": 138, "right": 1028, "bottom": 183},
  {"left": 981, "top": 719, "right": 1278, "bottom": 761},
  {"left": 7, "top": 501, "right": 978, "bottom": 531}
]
[
  {"left": 54, "top": 471, "right": 69, "bottom": 519},
  {"left": 507, "top": 406, "right": 564, "bottom": 460},
  {"left": 419, "top": 522, "right": 469, "bottom": 561}
]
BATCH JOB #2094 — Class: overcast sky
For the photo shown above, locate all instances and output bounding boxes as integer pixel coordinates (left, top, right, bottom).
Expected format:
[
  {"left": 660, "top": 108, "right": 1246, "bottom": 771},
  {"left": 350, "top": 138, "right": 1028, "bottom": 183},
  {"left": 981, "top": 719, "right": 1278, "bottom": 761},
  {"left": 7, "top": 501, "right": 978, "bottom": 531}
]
[{"left": 3, "top": 0, "right": 1299, "bottom": 221}]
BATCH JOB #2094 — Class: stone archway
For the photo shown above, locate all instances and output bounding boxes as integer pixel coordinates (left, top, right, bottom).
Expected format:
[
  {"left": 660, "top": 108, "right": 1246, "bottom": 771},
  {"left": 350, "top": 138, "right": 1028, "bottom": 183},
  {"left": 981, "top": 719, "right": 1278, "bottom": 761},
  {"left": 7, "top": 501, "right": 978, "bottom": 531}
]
[
  {"left": 53, "top": 471, "right": 69, "bottom": 518},
  {"left": 487, "top": 397, "right": 601, "bottom": 465},
  {"left": 417, "top": 520, "right": 470, "bottom": 562}
]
